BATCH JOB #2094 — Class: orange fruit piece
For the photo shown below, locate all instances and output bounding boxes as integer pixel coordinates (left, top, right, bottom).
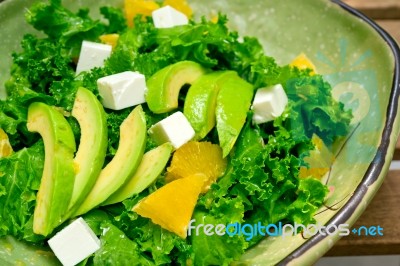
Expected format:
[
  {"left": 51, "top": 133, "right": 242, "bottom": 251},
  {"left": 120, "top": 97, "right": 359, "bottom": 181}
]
[
  {"left": 0, "top": 129, "right": 13, "bottom": 158},
  {"left": 166, "top": 141, "right": 227, "bottom": 192},
  {"left": 132, "top": 174, "right": 205, "bottom": 238},
  {"left": 124, "top": 0, "right": 160, "bottom": 27},
  {"left": 163, "top": 0, "right": 193, "bottom": 18},
  {"left": 210, "top": 15, "right": 218, "bottom": 24},
  {"left": 299, "top": 135, "right": 334, "bottom": 179},
  {"left": 99, "top": 34, "right": 119, "bottom": 49},
  {"left": 290, "top": 53, "right": 317, "bottom": 75},
  {"left": 299, "top": 167, "right": 330, "bottom": 180}
]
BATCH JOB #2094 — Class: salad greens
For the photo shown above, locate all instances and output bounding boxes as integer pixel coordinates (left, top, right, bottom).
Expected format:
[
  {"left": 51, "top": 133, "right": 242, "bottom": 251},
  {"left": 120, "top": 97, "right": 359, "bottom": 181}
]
[
  {"left": 0, "top": 0, "right": 352, "bottom": 265},
  {"left": 0, "top": 141, "right": 45, "bottom": 243}
]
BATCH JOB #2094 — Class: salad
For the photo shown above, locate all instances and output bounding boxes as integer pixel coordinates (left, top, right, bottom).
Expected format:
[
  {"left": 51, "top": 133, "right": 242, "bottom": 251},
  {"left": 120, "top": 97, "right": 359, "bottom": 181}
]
[{"left": 0, "top": 0, "right": 353, "bottom": 265}]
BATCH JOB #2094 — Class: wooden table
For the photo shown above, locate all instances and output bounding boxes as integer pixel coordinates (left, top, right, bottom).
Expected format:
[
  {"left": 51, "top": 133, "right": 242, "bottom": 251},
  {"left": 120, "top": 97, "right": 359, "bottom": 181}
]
[{"left": 326, "top": 0, "right": 400, "bottom": 256}]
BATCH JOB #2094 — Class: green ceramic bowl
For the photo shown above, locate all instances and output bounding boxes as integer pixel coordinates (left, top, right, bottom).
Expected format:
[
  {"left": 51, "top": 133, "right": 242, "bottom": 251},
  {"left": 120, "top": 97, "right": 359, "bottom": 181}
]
[{"left": 0, "top": 0, "right": 399, "bottom": 265}]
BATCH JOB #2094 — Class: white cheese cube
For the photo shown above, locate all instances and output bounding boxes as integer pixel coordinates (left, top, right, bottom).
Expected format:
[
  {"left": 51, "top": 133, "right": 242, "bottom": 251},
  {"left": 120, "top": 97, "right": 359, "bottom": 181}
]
[
  {"left": 76, "top": 41, "right": 112, "bottom": 75},
  {"left": 251, "top": 84, "right": 288, "bottom": 124},
  {"left": 148, "top": 111, "right": 195, "bottom": 149},
  {"left": 97, "top": 71, "right": 147, "bottom": 110},
  {"left": 48, "top": 218, "right": 100, "bottom": 266},
  {"left": 152, "top": 5, "right": 188, "bottom": 29}
]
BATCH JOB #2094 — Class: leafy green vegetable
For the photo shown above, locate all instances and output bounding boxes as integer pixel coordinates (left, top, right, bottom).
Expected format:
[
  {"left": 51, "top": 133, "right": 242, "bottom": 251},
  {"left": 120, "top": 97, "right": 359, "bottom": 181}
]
[
  {"left": 92, "top": 198, "right": 192, "bottom": 265},
  {"left": 0, "top": 101, "right": 32, "bottom": 148},
  {"left": 190, "top": 199, "right": 248, "bottom": 266},
  {"left": 8, "top": 34, "right": 76, "bottom": 106},
  {"left": 285, "top": 75, "right": 353, "bottom": 144},
  {"left": 81, "top": 210, "right": 112, "bottom": 236},
  {"left": 26, "top": 0, "right": 105, "bottom": 57},
  {"left": 94, "top": 221, "right": 153, "bottom": 266},
  {"left": 100, "top": 6, "right": 127, "bottom": 34},
  {"left": 0, "top": 141, "right": 45, "bottom": 243}
]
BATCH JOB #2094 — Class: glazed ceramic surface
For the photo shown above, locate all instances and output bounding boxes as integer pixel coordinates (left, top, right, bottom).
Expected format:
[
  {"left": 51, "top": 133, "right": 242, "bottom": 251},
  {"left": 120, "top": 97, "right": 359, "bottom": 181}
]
[{"left": 0, "top": 0, "right": 399, "bottom": 265}]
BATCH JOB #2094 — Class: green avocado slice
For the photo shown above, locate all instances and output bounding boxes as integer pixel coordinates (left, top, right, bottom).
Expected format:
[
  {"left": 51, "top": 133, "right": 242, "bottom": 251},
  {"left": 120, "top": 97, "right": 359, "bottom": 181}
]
[
  {"left": 183, "top": 71, "right": 237, "bottom": 139},
  {"left": 27, "top": 102, "right": 76, "bottom": 236},
  {"left": 103, "top": 142, "right": 173, "bottom": 205},
  {"left": 216, "top": 74, "right": 254, "bottom": 157},
  {"left": 74, "top": 105, "right": 147, "bottom": 216},
  {"left": 66, "top": 87, "right": 108, "bottom": 215},
  {"left": 146, "top": 61, "right": 207, "bottom": 114}
]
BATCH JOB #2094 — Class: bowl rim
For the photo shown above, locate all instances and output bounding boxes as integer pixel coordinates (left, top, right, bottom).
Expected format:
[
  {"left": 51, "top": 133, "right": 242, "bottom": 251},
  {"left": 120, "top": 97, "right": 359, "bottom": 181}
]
[{"left": 278, "top": 0, "right": 400, "bottom": 264}]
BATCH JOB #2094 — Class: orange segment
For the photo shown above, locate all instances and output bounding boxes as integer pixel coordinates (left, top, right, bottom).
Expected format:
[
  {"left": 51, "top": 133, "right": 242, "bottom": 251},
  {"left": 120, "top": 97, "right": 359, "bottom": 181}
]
[
  {"left": 133, "top": 174, "right": 205, "bottom": 238},
  {"left": 210, "top": 15, "right": 218, "bottom": 24},
  {"left": 290, "top": 53, "right": 317, "bottom": 75},
  {"left": 0, "top": 129, "right": 13, "bottom": 158},
  {"left": 99, "top": 34, "right": 119, "bottom": 49},
  {"left": 166, "top": 141, "right": 227, "bottom": 192},
  {"left": 299, "top": 135, "right": 334, "bottom": 179},
  {"left": 163, "top": 0, "right": 193, "bottom": 18},
  {"left": 124, "top": 0, "right": 160, "bottom": 27},
  {"left": 299, "top": 167, "right": 330, "bottom": 179}
]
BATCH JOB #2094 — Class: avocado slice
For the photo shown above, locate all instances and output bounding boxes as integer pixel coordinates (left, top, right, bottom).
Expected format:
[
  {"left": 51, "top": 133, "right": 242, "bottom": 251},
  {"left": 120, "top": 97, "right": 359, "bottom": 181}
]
[
  {"left": 146, "top": 61, "right": 207, "bottom": 113},
  {"left": 103, "top": 142, "right": 173, "bottom": 205},
  {"left": 216, "top": 74, "right": 254, "bottom": 157},
  {"left": 183, "top": 71, "right": 237, "bottom": 139},
  {"left": 27, "top": 102, "right": 76, "bottom": 236},
  {"left": 73, "top": 105, "right": 147, "bottom": 216},
  {"left": 66, "top": 87, "right": 108, "bottom": 214}
]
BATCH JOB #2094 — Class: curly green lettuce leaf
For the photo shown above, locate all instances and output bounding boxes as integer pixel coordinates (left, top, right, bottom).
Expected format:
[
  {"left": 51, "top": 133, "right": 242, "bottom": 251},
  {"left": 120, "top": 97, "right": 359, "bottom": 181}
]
[
  {"left": 94, "top": 198, "right": 192, "bottom": 266},
  {"left": 26, "top": 0, "right": 105, "bottom": 57},
  {"left": 190, "top": 197, "right": 248, "bottom": 266},
  {"left": 105, "top": 108, "right": 132, "bottom": 158},
  {"left": 285, "top": 75, "right": 353, "bottom": 144},
  {"left": 103, "top": 16, "right": 174, "bottom": 77},
  {"left": 287, "top": 177, "right": 328, "bottom": 225},
  {"left": 0, "top": 101, "right": 30, "bottom": 148},
  {"left": 100, "top": 6, "right": 127, "bottom": 33},
  {"left": 6, "top": 34, "right": 77, "bottom": 113},
  {"left": 105, "top": 14, "right": 268, "bottom": 78},
  {"left": 0, "top": 141, "right": 45, "bottom": 243},
  {"left": 93, "top": 221, "right": 154, "bottom": 266},
  {"left": 81, "top": 210, "right": 112, "bottom": 236}
]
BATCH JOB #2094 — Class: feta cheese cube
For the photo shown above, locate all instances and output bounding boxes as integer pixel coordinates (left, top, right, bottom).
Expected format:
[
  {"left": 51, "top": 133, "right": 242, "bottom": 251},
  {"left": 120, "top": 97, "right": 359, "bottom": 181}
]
[
  {"left": 152, "top": 5, "right": 188, "bottom": 29},
  {"left": 251, "top": 84, "right": 288, "bottom": 124},
  {"left": 148, "top": 111, "right": 195, "bottom": 149},
  {"left": 97, "top": 71, "right": 147, "bottom": 110},
  {"left": 76, "top": 41, "right": 112, "bottom": 75},
  {"left": 48, "top": 218, "right": 100, "bottom": 266}
]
